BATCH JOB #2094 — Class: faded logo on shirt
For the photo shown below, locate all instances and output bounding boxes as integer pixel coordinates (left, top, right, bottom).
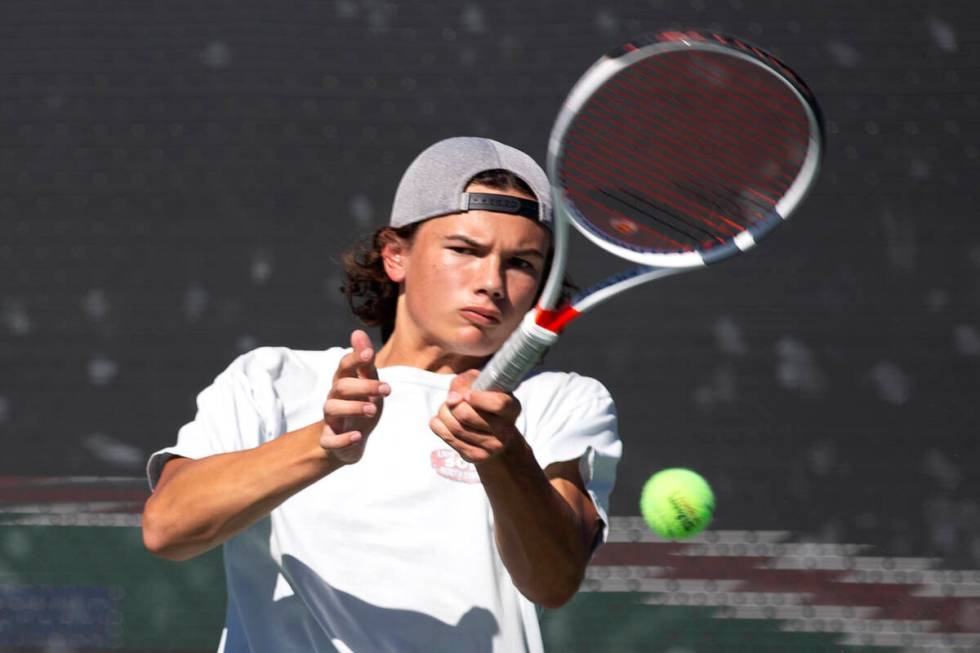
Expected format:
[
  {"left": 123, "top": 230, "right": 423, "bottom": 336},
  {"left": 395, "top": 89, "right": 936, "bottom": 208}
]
[{"left": 430, "top": 449, "right": 480, "bottom": 484}]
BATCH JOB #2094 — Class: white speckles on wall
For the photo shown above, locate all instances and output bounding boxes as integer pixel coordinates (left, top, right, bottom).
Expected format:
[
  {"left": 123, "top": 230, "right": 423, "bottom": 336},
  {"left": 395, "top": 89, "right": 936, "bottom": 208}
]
[
  {"left": 807, "top": 440, "right": 837, "bottom": 476},
  {"left": 461, "top": 4, "right": 485, "bottom": 33},
  {"left": 775, "top": 337, "right": 825, "bottom": 398},
  {"left": 87, "top": 356, "right": 119, "bottom": 386},
  {"left": 968, "top": 244, "right": 980, "bottom": 268},
  {"left": 349, "top": 194, "right": 374, "bottom": 230},
  {"left": 251, "top": 251, "right": 273, "bottom": 285},
  {"left": 237, "top": 334, "right": 259, "bottom": 353},
  {"left": 201, "top": 41, "right": 232, "bottom": 69},
  {"left": 183, "top": 284, "right": 209, "bottom": 323},
  {"left": 925, "top": 289, "right": 949, "bottom": 312},
  {"left": 825, "top": 40, "right": 861, "bottom": 68},
  {"left": 926, "top": 16, "right": 958, "bottom": 53},
  {"left": 81, "top": 288, "right": 110, "bottom": 323},
  {"left": 82, "top": 433, "right": 144, "bottom": 469},
  {"left": 693, "top": 363, "right": 737, "bottom": 409},
  {"left": 879, "top": 209, "right": 917, "bottom": 272},
  {"left": 595, "top": 9, "right": 618, "bottom": 36},
  {"left": 868, "top": 360, "right": 912, "bottom": 405},
  {"left": 713, "top": 315, "right": 747, "bottom": 356},
  {"left": 2, "top": 299, "right": 32, "bottom": 335},
  {"left": 953, "top": 324, "right": 980, "bottom": 356},
  {"left": 922, "top": 449, "right": 962, "bottom": 491}
]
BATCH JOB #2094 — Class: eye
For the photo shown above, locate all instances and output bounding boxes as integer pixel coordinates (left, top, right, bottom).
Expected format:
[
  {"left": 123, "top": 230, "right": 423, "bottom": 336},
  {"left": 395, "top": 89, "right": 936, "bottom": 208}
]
[
  {"left": 509, "top": 257, "right": 538, "bottom": 273},
  {"left": 448, "top": 246, "right": 475, "bottom": 255}
]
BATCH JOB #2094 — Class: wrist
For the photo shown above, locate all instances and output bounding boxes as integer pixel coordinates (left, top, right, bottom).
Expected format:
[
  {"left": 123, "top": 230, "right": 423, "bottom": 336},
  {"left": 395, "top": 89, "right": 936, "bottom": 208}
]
[
  {"left": 289, "top": 421, "right": 346, "bottom": 476},
  {"left": 475, "top": 426, "right": 530, "bottom": 475}
]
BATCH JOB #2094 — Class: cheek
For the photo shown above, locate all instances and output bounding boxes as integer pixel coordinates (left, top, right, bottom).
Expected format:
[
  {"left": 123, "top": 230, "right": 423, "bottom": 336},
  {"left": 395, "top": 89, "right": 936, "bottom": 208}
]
[{"left": 507, "top": 272, "right": 543, "bottom": 308}]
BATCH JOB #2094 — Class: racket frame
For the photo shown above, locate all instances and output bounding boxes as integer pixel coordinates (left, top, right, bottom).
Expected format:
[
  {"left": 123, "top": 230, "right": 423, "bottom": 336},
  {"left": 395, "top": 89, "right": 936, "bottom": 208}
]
[
  {"left": 551, "top": 38, "right": 824, "bottom": 271},
  {"left": 473, "top": 32, "right": 823, "bottom": 392}
]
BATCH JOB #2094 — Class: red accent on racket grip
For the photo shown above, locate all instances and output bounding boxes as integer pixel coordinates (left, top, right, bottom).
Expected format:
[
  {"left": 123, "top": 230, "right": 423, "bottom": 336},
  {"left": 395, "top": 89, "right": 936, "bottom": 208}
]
[{"left": 535, "top": 307, "right": 581, "bottom": 333}]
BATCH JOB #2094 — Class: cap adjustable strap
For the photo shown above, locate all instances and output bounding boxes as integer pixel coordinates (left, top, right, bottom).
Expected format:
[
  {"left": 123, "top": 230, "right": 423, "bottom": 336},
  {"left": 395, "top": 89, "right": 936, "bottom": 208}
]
[{"left": 460, "top": 192, "right": 540, "bottom": 221}]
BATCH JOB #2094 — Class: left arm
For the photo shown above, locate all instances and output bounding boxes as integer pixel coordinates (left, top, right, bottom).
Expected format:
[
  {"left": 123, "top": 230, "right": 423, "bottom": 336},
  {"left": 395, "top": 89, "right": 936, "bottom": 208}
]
[{"left": 429, "top": 371, "right": 603, "bottom": 608}]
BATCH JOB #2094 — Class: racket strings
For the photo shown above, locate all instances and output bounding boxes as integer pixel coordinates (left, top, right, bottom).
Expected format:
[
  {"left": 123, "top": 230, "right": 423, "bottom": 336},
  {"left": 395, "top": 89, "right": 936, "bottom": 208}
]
[
  {"left": 626, "top": 58, "right": 809, "bottom": 183},
  {"left": 564, "top": 96, "right": 763, "bottom": 237},
  {"left": 569, "top": 91, "right": 784, "bottom": 226},
  {"left": 675, "top": 55, "right": 810, "bottom": 135},
  {"left": 629, "top": 53, "right": 809, "bottom": 157},
  {"left": 562, "top": 136, "right": 738, "bottom": 244},
  {"left": 562, "top": 180, "right": 693, "bottom": 249},
  {"left": 563, "top": 111, "right": 760, "bottom": 246},
  {"left": 561, "top": 51, "right": 813, "bottom": 254},
  {"left": 596, "top": 58, "right": 807, "bottom": 198},
  {"left": 562, "top": 151, "right": 734, "bottom": 247},
  {"left": 576, "top": 94, "right": 772, "bottom": 230}
]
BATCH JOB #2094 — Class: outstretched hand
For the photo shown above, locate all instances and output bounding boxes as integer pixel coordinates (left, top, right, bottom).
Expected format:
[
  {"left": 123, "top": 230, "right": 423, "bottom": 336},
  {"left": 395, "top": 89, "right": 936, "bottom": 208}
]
[
  {"left": 320, "top": 330, "right": 390, "bottom": 464},
  {"left": 429, "top": 370, "right": 523, "bottom": 465}
]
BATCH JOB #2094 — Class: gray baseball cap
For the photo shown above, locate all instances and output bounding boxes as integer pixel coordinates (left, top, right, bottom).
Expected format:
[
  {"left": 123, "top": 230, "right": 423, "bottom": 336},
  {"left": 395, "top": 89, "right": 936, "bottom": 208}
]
[{"left": 389, "top": 136, "right": 552, "bottom": 229}]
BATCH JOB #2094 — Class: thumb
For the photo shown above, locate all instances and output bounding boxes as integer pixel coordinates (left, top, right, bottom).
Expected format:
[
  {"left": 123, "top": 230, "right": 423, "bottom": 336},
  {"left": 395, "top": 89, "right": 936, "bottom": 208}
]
[{"left": 447, "top": 370, "right": 479, "bottom": 406}]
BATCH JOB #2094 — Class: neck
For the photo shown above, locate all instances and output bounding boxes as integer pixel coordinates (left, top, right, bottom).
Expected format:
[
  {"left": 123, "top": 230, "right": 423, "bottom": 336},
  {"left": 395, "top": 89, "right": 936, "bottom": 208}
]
[{"left": 375, "top": 325, "right": 488, "bottom": 375}]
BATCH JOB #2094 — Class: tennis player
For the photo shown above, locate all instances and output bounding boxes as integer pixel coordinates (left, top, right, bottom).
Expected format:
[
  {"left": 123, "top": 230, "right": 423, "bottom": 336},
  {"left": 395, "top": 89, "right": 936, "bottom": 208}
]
[{"left": 142, "top": 137, "right": 622, "bottom": 652}]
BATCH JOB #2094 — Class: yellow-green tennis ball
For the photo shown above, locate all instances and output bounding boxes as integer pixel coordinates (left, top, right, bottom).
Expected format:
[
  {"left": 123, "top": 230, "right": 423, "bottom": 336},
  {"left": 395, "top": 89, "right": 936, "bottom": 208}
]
[{"left": 640, "top": 468, "right": 715, "bottom": 540}]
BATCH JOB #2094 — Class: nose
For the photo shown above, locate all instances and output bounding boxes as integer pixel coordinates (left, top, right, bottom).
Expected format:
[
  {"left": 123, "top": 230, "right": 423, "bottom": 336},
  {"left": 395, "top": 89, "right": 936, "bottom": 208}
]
[{"left": 476, "top": 255, "right": 505, "bottom": 300}]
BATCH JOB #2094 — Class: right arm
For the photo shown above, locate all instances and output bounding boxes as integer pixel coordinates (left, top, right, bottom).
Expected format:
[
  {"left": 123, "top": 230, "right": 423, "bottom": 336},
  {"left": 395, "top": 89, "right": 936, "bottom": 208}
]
[{"left": 142, "top": 330, "right": 387, "bottom": 561}]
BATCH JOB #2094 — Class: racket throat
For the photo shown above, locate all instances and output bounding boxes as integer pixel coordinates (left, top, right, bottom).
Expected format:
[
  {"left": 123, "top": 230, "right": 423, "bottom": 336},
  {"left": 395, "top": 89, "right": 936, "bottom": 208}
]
[{"left": 535, "top": 306, "right": 580, "bottom": 333}]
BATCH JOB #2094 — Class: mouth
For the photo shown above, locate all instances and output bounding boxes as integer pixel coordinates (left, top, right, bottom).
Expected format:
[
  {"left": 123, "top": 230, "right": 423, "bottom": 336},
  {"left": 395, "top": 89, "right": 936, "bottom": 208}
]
[{"left": 460, "top": 307, "right": 501, "bottom": 326}]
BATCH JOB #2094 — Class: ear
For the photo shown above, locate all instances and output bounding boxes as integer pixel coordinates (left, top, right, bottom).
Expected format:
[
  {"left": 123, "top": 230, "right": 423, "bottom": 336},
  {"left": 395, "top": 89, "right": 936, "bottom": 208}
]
[{"left": 379, "top": 229, "right": 408, "bottom": 283}]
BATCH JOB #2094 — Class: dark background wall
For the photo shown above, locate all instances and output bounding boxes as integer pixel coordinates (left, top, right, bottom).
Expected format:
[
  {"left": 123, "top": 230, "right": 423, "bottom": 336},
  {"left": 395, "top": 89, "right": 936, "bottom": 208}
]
[{"left": 2, "top": 0, "right": 977, "bottom": 569}]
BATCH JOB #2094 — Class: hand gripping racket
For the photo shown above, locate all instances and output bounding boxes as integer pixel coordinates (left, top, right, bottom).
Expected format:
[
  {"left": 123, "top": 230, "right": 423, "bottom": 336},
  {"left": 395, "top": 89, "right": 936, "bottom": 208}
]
[{"left": 473, "top": 29, "right": 824, "bottom": 392}]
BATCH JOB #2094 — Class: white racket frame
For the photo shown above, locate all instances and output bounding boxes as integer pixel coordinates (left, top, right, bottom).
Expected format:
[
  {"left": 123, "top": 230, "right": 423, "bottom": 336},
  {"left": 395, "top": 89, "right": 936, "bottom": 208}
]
[{"left": 474, "top": 36, "right": 823, "bottom": 392}]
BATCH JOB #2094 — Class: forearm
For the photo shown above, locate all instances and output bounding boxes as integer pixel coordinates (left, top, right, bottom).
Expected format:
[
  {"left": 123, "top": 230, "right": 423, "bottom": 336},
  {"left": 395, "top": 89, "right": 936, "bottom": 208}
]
[
  {"left": 476, "top": 436, "right": 593, "bottom": 608},
  {"left": 142, "top": 421, "right": 341, "bottom": 561}
]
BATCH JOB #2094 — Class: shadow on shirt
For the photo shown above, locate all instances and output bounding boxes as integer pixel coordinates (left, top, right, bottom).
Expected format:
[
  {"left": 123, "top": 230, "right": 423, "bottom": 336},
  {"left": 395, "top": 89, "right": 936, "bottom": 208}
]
[{"left": 276, "top": 553, "right": 500, "bottom": 652}]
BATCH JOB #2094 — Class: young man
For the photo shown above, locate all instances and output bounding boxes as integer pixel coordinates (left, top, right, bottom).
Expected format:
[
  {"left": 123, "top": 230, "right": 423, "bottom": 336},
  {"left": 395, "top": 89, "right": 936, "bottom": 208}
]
[{"left": 142, "top": 137, "right": 621, "bottom": 652}]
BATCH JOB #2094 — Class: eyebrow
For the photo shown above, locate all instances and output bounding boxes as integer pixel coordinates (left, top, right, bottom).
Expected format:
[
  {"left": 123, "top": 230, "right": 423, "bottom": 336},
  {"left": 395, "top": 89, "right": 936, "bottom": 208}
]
[{"left": 443, "top": 234, "right": 546, "bottom": 259}]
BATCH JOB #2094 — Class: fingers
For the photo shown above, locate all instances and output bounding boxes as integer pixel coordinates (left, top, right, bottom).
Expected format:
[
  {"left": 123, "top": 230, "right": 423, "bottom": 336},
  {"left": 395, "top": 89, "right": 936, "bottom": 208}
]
[
  {"left": 325, "top": 397, "right": 380, "bottom": 418},
  {"left": 447, "top": 372, "right": 521, "bottom": 423},
  {"left": 430, "top": 401, "right": 507, "bottom": 459},
  {"left": 438, "top": 399, "right": 492, "bottom": 435},
  {"left": 319, "top": 424, "right": 367, "bottom": 464},
  {"left": 448, "top": 369, "right": 479, "bottom": 399},
  {"left": 428, "top": 415, "right": 500, "bottom": 463},
  {"left": 332, "top": 377, "right": 391, "bottom": 401},
  {"left": 335, "top": 330, "right": 379, "bottom": 380},
  {"left": 319, "top": 427, "right": 363, "bottom": 449},
  {"left": 350, "top": 329, "right": 378, "bottom": 379},
  {"left": 324, "top": 378, "right": 389, "bottom": 416}
]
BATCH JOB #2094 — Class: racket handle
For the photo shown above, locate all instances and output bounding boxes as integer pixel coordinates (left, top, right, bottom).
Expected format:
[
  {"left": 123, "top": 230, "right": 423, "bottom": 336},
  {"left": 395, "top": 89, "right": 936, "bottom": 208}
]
[{"left": 473, "top": 312, "right": 560, "bottom": 392}]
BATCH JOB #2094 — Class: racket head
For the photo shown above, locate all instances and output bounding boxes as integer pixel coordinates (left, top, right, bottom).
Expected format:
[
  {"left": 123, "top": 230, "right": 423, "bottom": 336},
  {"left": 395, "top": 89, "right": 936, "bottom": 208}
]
[{"left": 548, "top": 29, "right": 824, "bottom": 269}]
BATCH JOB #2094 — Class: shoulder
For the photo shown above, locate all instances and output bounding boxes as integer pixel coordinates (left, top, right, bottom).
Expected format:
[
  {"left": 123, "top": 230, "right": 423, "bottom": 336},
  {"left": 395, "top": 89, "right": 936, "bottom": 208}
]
[
  {"left": 515, "top": 370, "right": 616, "bottom": 424},
  {"left": 231, "top": 346, "right": 346, "bottom": 376},
  {"left": 514, "top": 369, "right": 620, "bottom": 454},
  {"left": 516, "top": 370, "right": 613, "bottom": 404},
  {"left": 223, "top": 346, "right": 347, "bottom": 395}
]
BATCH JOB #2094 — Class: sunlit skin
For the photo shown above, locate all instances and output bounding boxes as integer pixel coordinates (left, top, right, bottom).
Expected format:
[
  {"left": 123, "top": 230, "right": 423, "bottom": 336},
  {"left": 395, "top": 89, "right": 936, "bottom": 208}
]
[
  {"left": 375, "top": 182, "right": 550, "bottom": 373},
  {"left": 144, "top": 180, "right": 600, "bottom": 608}
]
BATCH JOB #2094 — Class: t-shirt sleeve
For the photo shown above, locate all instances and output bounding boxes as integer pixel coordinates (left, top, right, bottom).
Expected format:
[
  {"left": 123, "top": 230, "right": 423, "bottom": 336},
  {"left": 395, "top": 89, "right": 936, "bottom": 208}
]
[
  {"left": 521, "top": 373, "right": 623, "bottom": 549},
  {"left": 145, "top": 352, "right": 277, "bottom": 490}
]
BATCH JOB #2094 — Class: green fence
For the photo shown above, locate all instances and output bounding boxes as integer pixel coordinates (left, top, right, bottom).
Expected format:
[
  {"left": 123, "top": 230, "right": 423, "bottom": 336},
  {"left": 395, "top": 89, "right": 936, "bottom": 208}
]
[{"left": 4, "top": 501, "right": 977, "bottom": 651}]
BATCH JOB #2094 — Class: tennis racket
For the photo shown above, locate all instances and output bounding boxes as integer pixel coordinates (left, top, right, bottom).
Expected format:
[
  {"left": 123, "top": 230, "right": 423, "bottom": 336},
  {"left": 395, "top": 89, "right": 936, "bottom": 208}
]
[{"left": 473, "top": 29, "right": 824, "bottom": 392}]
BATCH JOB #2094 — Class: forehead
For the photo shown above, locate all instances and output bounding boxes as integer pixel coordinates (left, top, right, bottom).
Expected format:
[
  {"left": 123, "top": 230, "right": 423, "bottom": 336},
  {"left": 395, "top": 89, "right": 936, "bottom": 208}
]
[{"left": 417, "top": 211, "right": 551, "bottom": 249}]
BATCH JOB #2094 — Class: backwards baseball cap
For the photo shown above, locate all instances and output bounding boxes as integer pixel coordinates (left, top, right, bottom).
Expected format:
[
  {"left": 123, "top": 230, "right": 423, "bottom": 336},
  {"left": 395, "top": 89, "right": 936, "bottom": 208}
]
[{"left": 389, "top": 136, "right": 552, "bottom": 229}]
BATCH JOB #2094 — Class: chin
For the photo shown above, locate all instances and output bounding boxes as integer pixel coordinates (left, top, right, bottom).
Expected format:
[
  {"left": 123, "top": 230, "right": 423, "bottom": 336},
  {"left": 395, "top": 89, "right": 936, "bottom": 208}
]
[{"left": 450, "top": 325, "right": 511, "bottom": 358}]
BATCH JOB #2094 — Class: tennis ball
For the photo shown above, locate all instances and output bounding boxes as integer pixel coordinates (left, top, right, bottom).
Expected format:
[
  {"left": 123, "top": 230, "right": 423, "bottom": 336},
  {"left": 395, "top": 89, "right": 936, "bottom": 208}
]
[{"left": 640, "top": 468, "right": 715, "bottom": 540}]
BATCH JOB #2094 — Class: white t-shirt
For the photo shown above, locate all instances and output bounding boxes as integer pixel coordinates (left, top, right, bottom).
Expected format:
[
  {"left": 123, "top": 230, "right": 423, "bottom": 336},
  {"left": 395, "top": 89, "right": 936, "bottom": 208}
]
[{"left": 147, "top": 346, "right": 621, "bottom": 653}]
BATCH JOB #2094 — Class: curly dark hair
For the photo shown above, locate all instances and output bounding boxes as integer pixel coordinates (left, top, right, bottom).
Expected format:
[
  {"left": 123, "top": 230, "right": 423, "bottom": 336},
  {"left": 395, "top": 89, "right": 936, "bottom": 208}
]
[{"left": 341, "top": 169, "right": 574, "bottom": 342}]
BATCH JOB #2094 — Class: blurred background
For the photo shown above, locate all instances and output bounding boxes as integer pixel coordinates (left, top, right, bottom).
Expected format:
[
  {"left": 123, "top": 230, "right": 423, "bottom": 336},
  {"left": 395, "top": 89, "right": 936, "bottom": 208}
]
[{"left": 1, "top": 0, "right": 977, "bottom": 650}]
